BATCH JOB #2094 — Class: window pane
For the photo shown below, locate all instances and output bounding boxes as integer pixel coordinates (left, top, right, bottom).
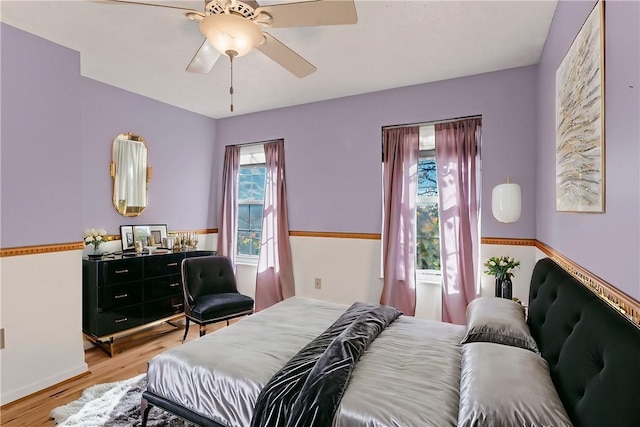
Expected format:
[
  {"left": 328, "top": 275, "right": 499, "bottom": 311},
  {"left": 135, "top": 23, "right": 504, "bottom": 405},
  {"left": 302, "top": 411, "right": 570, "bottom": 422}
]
[
  {"left": 416, "top": 203, "right": 441, "bottom": 270},
  {"left": 238, "top": 204, "right": 250, "bottom": 230},
  {"left": 249, "top": 204, "right": 263, "bottom": 229},
  {"left": 251, "top": 232, "right": 262, "bottom": 256},
  {"left": 418, "top": 159, "right": 438, "bottom": 198},
  {"left": 238, "top": 230, "right": 252, "bottom": 256},
  {"left": 252, "top": 167, "right": 266, "bottom": 197},
  {"left": 238, "top": 174, "right": 253, "bottom": 201}
]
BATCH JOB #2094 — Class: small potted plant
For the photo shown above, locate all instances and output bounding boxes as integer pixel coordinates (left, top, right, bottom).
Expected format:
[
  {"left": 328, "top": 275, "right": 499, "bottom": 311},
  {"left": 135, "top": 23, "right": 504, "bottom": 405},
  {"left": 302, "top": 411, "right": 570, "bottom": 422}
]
[
  {"left": 84, "top": 228, "right": 107, "bottom": 259},
  {"left": 484, "top": 255, "right": 520, "bottom": 299}
]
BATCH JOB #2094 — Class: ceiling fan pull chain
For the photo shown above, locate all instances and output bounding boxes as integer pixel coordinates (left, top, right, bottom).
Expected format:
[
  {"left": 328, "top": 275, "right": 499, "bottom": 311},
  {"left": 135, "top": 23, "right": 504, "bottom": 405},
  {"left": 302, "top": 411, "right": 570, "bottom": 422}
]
[{"left": 226, "top": 50, "right": 237, "bottom": 112}]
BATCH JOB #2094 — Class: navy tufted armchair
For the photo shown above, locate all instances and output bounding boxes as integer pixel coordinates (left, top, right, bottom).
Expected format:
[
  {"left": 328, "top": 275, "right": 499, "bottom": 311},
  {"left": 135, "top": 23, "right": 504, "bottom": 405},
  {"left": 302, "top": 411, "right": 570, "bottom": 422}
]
[{"left": 181, "top": 255, "right": 254, "bottom": 341}]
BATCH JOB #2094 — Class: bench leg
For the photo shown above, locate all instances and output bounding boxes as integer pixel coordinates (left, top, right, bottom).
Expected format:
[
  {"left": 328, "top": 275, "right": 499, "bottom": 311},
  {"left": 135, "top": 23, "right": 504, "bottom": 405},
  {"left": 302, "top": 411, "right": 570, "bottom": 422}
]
[{"left": 141, "top": 396, "right": 152, "bottom": 427}]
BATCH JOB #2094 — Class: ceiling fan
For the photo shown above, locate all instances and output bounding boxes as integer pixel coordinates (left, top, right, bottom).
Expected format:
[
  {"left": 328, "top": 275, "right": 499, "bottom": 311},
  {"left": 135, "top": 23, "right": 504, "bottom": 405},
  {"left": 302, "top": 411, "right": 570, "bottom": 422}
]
[{"left": 96, "top": 0, "right": 358, "bottom": 78}]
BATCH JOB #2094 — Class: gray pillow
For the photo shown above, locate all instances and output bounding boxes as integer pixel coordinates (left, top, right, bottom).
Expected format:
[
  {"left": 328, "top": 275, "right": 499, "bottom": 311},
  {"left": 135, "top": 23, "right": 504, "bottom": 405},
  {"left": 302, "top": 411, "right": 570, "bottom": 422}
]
[
  {"left": 458, "top": 342, "right": 573, "bottom": 427},
  {"left": 461, "top": 297, "right": 539, "bottom": 353}
]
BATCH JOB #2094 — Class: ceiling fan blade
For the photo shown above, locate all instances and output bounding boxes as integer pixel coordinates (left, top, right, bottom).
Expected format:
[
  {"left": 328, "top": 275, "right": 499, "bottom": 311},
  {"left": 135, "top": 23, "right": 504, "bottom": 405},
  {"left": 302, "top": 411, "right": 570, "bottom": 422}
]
[
  {"left": 254, "top": 0, "right": 357, "bottom": 28},
  {"left": 90, "top": 0, "right": 201, "bottom": 13},
  {"left": 186, "top": 39, "right": 221, "bottom": 73},
  {"left": 256, "top": 32, "right": 316, "bottom": 78},
  {"left": 243, "top": 0, "right": 261, "bottom": 9}
]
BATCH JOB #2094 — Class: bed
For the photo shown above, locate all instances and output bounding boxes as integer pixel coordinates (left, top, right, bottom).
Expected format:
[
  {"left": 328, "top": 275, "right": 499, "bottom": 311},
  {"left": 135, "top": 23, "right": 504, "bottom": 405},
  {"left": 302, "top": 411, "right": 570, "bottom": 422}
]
[{"left": 141, "top": 257, "right": 640, "bottom": 427}]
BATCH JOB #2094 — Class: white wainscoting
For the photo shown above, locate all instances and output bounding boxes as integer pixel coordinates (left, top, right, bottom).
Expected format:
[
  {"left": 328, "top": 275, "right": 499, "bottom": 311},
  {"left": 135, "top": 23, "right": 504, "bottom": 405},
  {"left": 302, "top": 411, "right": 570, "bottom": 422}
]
[
  {"left": 0, "top": 250, "right": 88, "bottom": 404},
  {"left": 210, "top": 233, "right": 537, "bottom": 322}
]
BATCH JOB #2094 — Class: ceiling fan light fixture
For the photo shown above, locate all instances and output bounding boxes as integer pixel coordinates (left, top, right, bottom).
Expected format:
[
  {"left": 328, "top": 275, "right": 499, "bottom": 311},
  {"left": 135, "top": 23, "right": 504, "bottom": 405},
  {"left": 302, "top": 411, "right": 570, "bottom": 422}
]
[{"left": 199, "top": 14, "right": 263, "bottom": 58}]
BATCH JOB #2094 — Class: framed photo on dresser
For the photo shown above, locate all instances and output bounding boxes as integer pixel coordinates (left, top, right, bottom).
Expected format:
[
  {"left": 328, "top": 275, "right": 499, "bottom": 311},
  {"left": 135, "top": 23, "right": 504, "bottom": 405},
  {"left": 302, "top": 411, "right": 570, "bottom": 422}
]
[
  {"left": 119, "top": 225, "right": 134, "bottom": 251},
  {"left": 120, "top": 224, "right": 168, "bottom": 250}
]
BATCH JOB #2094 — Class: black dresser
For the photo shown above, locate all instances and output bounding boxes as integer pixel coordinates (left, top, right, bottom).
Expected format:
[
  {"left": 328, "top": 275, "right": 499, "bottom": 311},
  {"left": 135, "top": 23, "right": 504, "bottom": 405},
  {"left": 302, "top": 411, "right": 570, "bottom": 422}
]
[{"left": 82, "top": 250, "right": 214, "bottom": 354}]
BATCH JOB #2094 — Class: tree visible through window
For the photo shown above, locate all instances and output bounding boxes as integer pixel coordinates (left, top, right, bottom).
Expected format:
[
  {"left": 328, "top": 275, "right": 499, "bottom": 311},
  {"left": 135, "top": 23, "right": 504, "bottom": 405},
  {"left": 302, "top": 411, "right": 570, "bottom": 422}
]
[
  {"left": 416, "top": 152, "right": 440, "bottom": 271},
  {"left": 237, "top": 164, "right": 265, "bottom": 257}
]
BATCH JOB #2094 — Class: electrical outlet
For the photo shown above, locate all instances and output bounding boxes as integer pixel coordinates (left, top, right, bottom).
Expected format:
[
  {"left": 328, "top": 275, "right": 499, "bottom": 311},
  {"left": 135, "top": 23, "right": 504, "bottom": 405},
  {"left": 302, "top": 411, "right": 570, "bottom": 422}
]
[{"left": 314, "top": 278, "right": 322, "bottom": 290}]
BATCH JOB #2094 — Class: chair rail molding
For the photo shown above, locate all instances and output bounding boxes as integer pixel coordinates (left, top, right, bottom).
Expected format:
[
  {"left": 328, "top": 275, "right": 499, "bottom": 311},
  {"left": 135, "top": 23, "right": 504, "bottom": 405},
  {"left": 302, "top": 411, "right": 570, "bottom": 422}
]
[{"left": 0, "top": 242, "right": 84, "bottom": 257}]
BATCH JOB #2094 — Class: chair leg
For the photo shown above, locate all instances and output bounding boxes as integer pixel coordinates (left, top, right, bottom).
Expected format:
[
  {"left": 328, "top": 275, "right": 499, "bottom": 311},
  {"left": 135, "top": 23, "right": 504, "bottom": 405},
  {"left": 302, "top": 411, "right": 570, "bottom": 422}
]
[
  {"left": 226, "top": 319, "right": 230, "bottom": 326},
  {"left": 182, "top": 318, "right": 190, "bottom": 342},
  {"left": 199, "top": 324, "right": 206, "bottom": 337}
]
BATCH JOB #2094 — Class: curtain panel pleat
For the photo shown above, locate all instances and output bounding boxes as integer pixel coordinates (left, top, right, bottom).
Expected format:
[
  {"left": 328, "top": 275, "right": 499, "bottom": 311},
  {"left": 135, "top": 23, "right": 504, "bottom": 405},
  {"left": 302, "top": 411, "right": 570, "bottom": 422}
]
[
  {"left": 217, "top": 145, "right": 241, "bottom": 265},
  {"left": 436, "top": 118, "right": 481, "bottom": 325},
  {"left": 381, "top": 127, "right": 419, "bottom": 316},
  {"left": 255, "top": 140, "right": 295, "bottom": 311}
]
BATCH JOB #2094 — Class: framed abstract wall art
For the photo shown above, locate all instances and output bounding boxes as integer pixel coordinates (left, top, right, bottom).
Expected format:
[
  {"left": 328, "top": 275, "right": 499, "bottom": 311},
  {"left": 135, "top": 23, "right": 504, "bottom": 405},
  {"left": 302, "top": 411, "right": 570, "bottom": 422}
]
[{"left": 555, "top": 0, "right": 605, "bottom": 213}]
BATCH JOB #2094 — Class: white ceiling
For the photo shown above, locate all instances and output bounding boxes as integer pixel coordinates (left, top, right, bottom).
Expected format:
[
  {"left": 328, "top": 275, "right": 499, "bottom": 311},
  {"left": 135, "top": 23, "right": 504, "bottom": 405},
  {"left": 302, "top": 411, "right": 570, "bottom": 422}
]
[{"left": 0, "top": 0, "right": 557, "bottom": 119}]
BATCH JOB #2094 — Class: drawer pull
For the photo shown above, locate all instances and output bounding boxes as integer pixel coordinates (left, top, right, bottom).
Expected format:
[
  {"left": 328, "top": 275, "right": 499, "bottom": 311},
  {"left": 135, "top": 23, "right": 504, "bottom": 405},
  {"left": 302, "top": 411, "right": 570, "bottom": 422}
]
[
  {"left": 114, "top": 317, "right": 128, "bottom": 323},
  {"left": 169, "top": 283, "right": 181, "bottom": 288},
  {"left": 167, "top": 262, "right": 178, "bottom": 267},
  {"left": 114, "top": 293, "right": 128, "bottom": 299},
  {"left": 115, "top": 269, "right": 129, "bottom": 274}
]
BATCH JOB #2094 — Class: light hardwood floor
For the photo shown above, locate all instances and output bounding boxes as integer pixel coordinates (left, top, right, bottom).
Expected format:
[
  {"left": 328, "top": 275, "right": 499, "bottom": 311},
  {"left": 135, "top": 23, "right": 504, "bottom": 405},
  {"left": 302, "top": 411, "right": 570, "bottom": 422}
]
[{"left": 0, "top": 321, "right": 230, "bottom": 426}]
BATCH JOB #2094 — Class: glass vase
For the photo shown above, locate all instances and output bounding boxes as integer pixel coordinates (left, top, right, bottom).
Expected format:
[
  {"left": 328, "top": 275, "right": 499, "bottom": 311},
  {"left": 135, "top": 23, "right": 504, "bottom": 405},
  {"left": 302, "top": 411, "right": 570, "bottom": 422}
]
[
  {"left": 500, "top": 278, "right": 513, "bottom": 300},
  {"left": 88, "top": 244, "right": 103, "bottom": 260}
]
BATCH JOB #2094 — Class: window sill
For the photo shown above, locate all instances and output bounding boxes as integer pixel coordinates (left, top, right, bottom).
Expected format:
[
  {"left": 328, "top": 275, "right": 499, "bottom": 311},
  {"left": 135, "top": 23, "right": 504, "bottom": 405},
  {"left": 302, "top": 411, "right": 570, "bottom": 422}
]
[
  {"left": 236, "top": 256, "right": 259, "bottom": 267},
  {"left": 416, "top": 271, "right": 442, "bottom": 286}
]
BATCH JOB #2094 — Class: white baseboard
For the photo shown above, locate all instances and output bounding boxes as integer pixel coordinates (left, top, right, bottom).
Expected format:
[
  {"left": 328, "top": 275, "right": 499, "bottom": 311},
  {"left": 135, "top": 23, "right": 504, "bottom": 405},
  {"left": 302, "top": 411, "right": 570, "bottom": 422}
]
[{"left": 1, "top": 363, "right": 89, "bottom": 405}]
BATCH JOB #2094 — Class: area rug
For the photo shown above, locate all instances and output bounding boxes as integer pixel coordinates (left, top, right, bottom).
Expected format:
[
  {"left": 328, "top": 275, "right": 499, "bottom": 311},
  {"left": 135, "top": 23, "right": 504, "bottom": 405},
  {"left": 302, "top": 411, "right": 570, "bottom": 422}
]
[{"left": 50, "top": 374, "right": 196, "bottom": 426}]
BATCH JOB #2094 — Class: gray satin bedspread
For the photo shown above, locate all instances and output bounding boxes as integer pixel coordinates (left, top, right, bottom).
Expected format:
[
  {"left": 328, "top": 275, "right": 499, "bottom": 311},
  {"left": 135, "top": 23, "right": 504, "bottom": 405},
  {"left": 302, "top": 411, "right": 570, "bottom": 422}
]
[{"left": 146, "top": 297, "right": 465, "bottom": 427}]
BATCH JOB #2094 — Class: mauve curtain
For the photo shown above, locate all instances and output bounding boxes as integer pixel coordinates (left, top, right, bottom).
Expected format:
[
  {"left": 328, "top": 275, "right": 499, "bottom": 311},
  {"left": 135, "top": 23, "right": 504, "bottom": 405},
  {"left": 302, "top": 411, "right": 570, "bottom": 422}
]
[
  {"left": 255, "top": 140, "right": 295, "bottom": 311},
  {"left": 216, "top": 145, "right": 240, "bottom": 265},
  {"left": 381, "top": 127, "right": 419, "bottom": 316},
  {"left": 435, "top": 118, "right": 481, "bottom": 325}
]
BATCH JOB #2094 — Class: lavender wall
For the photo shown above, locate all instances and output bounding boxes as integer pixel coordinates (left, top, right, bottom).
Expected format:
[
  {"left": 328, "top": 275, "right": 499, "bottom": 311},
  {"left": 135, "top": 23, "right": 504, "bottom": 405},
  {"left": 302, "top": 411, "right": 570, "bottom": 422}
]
[
  {"left": 81, "top": 78, "right": 217, "bottom": 235},
  {"left": 216, "top": 66, "right": 539, "bottom": 238},
  {"left": 1, "top": 24, "right": 82, "bottom": 247},
  {"left": 536, "top": 0, "right": 640, "bottom": 299},
  {"left": 1, "top": 23, "right": 219, "bottom": 246}
]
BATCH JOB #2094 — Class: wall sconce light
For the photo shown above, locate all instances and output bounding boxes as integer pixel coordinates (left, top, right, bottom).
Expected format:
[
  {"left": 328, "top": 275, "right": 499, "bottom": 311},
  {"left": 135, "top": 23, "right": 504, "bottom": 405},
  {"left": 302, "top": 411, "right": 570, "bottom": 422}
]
[{"left": 492, "top": 180, "right": 521, "bottom": 223}]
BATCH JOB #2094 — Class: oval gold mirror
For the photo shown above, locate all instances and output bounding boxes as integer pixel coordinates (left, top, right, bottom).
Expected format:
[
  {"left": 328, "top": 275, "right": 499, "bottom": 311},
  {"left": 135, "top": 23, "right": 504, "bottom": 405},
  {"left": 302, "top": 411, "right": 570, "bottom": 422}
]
[{"left": 110, "top": 133, "right": 151, "bottom": 216}]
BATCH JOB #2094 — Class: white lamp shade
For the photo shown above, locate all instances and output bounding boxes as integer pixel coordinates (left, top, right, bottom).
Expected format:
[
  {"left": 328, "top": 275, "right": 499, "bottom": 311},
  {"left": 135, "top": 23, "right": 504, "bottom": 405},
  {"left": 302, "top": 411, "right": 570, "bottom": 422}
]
[
  {"left": 199, "top": 14, "right": 263, "bottom": 58},
  {"left": 492, "top": 183, "right": 521, "bottom": 223}
]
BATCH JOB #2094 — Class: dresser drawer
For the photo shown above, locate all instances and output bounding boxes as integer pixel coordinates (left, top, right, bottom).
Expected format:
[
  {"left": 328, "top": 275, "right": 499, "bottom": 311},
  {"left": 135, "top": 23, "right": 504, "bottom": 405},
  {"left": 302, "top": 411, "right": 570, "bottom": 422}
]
[
  {"left": 144, "top": 274, "right": 182, "bottom": 301},
  {"left": 102, "top": 258, "right": 143, "bottom": 286},
  {"left": 144, "top": 296, "right": 184, "bottom": 323},
  {"left": 145, "top": 253, "right": 184, "bottom": 278},
  {"left": 96, "top": 304, "right": 143, "bottom": 336},
  {"left": 99, "top": 281, "right": 143, "bottom": 311},
  {"left": 186, "top": 250, "right": 216, "bottom": 258}
]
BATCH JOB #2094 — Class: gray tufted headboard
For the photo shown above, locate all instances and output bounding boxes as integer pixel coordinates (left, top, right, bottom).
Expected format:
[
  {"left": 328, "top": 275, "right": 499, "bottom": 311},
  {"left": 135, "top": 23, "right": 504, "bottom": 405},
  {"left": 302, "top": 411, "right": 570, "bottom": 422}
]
[{"left": 527, "top": 258, "right": 640, "bottom": 427}]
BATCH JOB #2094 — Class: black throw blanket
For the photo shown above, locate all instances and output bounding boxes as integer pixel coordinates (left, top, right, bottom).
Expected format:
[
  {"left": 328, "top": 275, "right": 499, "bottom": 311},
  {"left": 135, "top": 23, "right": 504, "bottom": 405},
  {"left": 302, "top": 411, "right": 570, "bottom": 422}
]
[{"left": 250, "top": 302, "right": 402, "bottom": 427}]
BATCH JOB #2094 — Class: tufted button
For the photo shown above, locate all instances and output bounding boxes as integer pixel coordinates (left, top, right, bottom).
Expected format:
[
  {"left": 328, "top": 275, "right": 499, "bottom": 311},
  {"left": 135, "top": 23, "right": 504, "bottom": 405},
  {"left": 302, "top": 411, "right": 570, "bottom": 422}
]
[{"left": 219, "top": 271, "right": 224, "bottom": 277}]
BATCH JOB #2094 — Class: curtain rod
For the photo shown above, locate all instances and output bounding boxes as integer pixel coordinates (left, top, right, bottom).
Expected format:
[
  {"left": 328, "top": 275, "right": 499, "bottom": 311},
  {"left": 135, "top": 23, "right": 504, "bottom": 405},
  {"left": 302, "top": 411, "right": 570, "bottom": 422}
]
[
  {"left": 228, "top": 138, "right": 283, "bottom": 148},
  {"left": 382, "top": 114, "right": 482, "bottom": 130}
]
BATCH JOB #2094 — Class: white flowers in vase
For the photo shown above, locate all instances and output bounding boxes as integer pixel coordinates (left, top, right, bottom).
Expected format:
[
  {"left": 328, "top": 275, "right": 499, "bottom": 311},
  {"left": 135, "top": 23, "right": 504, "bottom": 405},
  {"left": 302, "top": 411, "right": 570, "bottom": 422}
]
[
  {"left": 484, "top": 255, "right": 520, "bottom": 280},
  {"left": 84, "top": 228, "right": 107, "bottom": 253}
]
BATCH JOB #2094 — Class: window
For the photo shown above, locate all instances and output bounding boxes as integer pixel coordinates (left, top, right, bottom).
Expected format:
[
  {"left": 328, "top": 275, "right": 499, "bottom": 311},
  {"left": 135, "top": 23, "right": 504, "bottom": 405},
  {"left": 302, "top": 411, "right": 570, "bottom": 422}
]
[
  {"left": 416, "top": 154, "right": 440, "bottom": 271},
  {"left": 416, "top": 125, "right": 440, "bottom": 274},
  {"left": 381, "top": 125, "right": 441, "bottom": 278},
  {"left": 237, "top": 145, "right": 266, "bottom": 259}
]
